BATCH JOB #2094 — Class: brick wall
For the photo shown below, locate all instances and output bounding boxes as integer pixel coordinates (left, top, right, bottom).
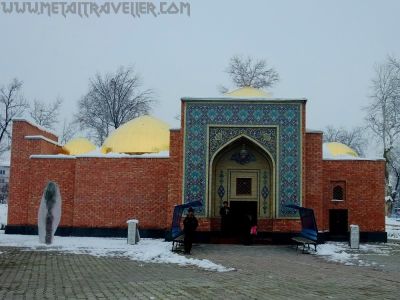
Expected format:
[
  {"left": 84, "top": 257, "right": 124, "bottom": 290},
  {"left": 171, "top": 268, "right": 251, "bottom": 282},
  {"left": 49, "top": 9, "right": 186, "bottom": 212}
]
[
  {"left": 304, "top": 132, "right": 324, "bottom": 230},
  {"left": 27, "top": 158, "right": 76, "bottom": 227},
  {"left": 73, "top": 158, "right": 169, "bottom": 229},
  {"left": 8, "top": 120, "right": 171, "bottom": 230},
  {"left": 322, "top": 160, "right": 386, "bottom": 232},
  {"left": 8, "top": 119, "right": 386, "bottom": 236},
  {"left": 8, "top": 120, "right": 61, "bottom": 225},
  {"left": 166, "top": 129, "right": 183, "bottom": 226}
]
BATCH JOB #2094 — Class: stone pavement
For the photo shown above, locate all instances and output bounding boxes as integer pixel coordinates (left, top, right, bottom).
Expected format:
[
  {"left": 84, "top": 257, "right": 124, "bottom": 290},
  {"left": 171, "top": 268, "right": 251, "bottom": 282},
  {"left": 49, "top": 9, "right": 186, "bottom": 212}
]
[{"left": 1, "top": 242, "right": 400, "bottom": 300}]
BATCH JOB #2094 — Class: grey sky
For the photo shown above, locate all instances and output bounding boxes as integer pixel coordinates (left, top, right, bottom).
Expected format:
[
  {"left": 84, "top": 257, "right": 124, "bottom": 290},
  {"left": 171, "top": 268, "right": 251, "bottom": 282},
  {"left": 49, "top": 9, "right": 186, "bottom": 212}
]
[{"left": 1, "top": 0, "right": 400, "bottom": 133}]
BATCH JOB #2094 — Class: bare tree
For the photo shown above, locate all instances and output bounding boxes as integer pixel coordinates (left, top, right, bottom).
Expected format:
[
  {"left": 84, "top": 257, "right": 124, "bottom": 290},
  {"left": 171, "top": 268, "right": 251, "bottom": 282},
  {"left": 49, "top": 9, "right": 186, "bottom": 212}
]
[
  {"left": 0, "top": 183, "right": 8, "bottom": 204},
  {"left": 76, "top": 66, "right": 153, "bottom": 144},
  {"left": 29, "top": 97, "right": 62, "bottom": 130},
  {"left": 225, "top": 55, "right": 279, "bottom": 89},
  {"left": 59, "top": 118, "right": 79, "bottom": 145},
  {"left": 0, "top": 79, "right": 29, "bottom": 154},
  {"left": 365, "top": 56, "right": 400, "bottom": 208},
  {"left": 323, "top": 126, "right": 367, "bottom": 156},
  {"left": 388, "top": 145, "right": 400, "bottom": 203}
]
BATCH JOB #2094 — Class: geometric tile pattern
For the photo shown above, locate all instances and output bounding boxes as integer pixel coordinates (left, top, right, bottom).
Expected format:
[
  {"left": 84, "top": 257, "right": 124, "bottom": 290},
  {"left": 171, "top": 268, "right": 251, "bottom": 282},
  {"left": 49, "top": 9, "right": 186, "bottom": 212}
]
[
  {"left": 208, "top": 126, "right": 277, "bottom": 162},
  {"left": 183, "top": 101, "right": 302, "bottom": 217}
]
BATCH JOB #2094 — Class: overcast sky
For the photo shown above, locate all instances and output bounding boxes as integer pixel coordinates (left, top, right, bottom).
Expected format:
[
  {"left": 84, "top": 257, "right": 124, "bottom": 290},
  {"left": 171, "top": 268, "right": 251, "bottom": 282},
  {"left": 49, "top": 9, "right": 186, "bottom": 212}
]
[{"left": 1, "top": 0, "right": 400, "bottom": 134}]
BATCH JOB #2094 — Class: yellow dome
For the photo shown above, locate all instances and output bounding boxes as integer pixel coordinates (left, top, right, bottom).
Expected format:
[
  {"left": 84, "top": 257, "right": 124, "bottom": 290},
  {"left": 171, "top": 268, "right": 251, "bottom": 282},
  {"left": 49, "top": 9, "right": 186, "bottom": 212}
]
[
  {"left": 225, "top": 87, "right": 271, "bottom": 97},
  {"left": 63, "top": 138, "right": 96, "bottom": 155},
  {"left": 323, "top": 142, "right": 358, "bottom": 157},
  {"left": 102, "top": 115, "right": 170, "bottom": 154}
]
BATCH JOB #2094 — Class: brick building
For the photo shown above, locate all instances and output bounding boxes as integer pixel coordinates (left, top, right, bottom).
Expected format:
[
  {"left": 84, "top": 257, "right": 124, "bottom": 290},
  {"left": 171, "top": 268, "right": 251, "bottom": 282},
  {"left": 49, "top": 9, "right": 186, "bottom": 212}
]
[{"left": 5, "top": 88, "right": 387, "bottom": 242}]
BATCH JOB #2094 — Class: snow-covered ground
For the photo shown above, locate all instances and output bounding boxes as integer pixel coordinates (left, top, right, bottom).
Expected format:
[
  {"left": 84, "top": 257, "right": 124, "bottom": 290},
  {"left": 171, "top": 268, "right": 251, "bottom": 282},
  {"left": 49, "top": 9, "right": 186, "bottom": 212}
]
[
  {"left": 315, "top": 217, "right": 400, "bottom": 266},
  {"left": 386, "top": 216, "right": 400, "bottom": 240},
  {"left": 0, "top": 234, "right": 234, "bottom": 272},
  {"left": 1, "top": 204, "right": 400, "bottom": 270},
  {"left": 314, "top": 242, "right": 398, "bottom": 267}
]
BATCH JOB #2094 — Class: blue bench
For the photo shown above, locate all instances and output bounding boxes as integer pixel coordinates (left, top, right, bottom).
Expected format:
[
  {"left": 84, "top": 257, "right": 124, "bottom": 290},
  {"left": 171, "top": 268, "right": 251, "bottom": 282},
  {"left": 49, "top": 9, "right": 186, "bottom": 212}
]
[
  {"left": 286, "top": 204, "right": 318, "bottom": 253},
  {"left": 170, "top": 200, "right": 202, "bottom": 252},
  {"left": 171, "top": 228, "right": 185, "bottom": 252},
  {"left": 292, "top": 228, "right": 318, "bottom": 253}
]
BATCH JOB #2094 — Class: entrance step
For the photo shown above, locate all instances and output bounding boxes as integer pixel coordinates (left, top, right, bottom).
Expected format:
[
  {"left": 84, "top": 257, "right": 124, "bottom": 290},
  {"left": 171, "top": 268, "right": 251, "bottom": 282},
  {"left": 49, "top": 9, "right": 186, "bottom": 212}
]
[{"left": 209, "top": 236, "right": 241, "bottom": 244}]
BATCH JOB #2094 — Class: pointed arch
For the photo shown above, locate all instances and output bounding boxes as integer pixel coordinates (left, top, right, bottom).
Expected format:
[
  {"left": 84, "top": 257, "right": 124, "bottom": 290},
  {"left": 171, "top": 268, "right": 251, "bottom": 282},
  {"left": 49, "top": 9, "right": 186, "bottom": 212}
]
[{"left": 207, "top": 134, "right": 276, "bottom": 218}]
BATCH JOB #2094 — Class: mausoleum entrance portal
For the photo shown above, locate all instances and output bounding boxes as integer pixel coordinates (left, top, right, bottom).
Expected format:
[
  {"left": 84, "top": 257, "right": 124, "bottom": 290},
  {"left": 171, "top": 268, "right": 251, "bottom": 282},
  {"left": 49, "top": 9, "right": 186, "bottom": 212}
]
[{"left": 210, "top": 137, "right": 274, "bottom": 228}]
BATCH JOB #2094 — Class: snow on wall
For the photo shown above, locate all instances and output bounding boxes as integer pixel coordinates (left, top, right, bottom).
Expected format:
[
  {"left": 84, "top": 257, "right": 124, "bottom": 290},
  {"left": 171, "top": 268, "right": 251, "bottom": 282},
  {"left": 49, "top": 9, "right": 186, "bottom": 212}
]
[
  {"left": 25, "top": 135, "right": 61, "bottom": 146},
  {"left": 13, "top": 118, "right": 58, "bottom": 137},
  {"left": 30, "top": 150, "right": 170, "bottom": 159}
]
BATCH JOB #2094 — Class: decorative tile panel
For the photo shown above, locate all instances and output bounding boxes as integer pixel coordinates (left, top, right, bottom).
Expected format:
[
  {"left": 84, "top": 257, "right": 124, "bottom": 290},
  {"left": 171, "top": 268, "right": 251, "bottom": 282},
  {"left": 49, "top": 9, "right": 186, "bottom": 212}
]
[
  {"left": 183, "top": 101, "right": 302, "bottom": 217},
  {"left": 208, "top": 126, "right": 277, "bottom": 162}
]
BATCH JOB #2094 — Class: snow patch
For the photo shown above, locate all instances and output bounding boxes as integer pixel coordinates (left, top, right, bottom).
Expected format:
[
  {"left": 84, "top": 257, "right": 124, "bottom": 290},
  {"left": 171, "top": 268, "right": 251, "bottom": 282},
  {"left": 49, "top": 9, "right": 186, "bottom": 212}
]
[
  {"left": 315, "top": 242, "right": 391, "bottom": 266},
  {"left": 0, "top": 204, "right": 7, "bottom": 229},
  {"left": 306, "top": 128, "right": 323, "bottom": 133},
  {"left": 0, "top": 235, "right": 234, "bottom": 272},
  {"left": 386, "top": 216, "right": 400, "bottom": 240},
  {"left": 29, "top": 150, "right": 170, "bottom": 159},
  {"left": 77, "top": 149, "right": 170, "bottom": 159},
  {"left": 385, "top": 196, "right": 394, "bottom": 202}
]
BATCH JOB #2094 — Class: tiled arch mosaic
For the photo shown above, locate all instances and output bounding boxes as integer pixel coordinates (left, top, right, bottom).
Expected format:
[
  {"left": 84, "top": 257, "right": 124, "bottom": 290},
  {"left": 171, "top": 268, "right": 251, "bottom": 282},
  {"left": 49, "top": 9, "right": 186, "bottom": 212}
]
[
  {"left": 208, "top": 126, "right": 277, "bottom": 162},
  {"left": 183, "top": 101, "right": 303, "bottom": 218}
]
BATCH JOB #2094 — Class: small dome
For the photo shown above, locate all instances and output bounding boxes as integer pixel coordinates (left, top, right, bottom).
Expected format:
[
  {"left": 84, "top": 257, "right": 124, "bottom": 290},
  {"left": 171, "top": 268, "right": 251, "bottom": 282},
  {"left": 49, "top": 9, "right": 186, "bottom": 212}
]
[
  {"left": 63, "top": 138, "right": 96, "bottom": 155},
  {"left": 102, "top": 115, "right": 170, "bottom": 154},
  {"left": 323, "top": 142, "right": 358, "bottom": 158},
  {"left": 225, "top": 87, "right": 271, "bottom": 97}
]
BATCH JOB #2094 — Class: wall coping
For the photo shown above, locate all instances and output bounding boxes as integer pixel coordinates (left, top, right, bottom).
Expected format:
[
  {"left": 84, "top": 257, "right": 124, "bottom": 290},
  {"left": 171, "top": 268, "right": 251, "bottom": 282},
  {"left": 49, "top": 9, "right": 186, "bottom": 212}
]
[
  {"left": 30, "top": 151, "right": 170, "bottom": 159},
  {"left": 25, "top": 135, "right": 61, "bottom": 146},
  {"left": 306, "top": 128, "right": 323, "bottom": 133},
  {"left": 181, "top": 97, "right": 307, "bottom": 104},
  {"left": 30, "top": 154, "right": 76, "bottom": 159},
  {"left": 323, "top": 157, "right": 385, "bottom": 162}
]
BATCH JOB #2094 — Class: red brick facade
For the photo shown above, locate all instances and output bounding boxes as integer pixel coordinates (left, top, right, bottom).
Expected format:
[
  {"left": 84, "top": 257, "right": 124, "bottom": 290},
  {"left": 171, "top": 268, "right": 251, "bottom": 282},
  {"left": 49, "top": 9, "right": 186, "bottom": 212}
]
[{"left": 7, "top": 118, "right": 386, "bottom": 239}]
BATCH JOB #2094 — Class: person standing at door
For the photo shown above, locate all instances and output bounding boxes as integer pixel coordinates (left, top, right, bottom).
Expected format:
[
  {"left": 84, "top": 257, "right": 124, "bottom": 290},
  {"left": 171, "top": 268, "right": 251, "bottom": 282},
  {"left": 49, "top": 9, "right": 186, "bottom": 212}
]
[
  {"left": 183, "top": 207, "right": 198, "bottom": 254},
  {"left": 219, "top": 201, "right": 231, "bottom": 235}
]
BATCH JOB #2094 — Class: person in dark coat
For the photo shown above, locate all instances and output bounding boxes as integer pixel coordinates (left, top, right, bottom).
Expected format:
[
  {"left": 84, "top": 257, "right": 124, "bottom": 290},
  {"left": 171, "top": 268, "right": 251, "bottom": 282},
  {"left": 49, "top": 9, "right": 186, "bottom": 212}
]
[
  {"left": 219, "top": 201, "right": 231, "bottom": 235},
  {"left": 183, "top": 207, "right": 198, "bottom": 254}
]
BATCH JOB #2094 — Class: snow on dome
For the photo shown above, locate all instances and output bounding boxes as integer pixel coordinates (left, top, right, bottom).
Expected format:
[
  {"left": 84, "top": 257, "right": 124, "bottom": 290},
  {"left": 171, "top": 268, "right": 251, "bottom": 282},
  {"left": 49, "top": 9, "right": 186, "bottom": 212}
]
[
  {"left": 102, "top": 115, "right": 170, "bottom": 154},
  {"left": 225, "top": 86, "right": 271, "bottom": 98},
  {"left": 62, "top": 138, "right": 96, "bottom": 155},
  {"left": 323, "top": 142, "right": 358, "bottom": 159}
]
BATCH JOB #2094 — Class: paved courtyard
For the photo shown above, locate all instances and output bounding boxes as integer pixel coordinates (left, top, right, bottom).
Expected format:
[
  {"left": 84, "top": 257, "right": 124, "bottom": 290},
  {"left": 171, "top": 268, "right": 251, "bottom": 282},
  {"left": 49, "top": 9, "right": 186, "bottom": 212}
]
[{"left": 1, "top": 242, "right": 400, "bottom": 300}]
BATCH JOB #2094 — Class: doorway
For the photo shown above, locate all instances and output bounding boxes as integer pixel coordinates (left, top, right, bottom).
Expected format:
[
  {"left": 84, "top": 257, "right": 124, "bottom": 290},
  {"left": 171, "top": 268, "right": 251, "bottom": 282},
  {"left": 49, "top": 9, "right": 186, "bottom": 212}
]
[
  {"left": 230, "top": 201, "right": 257, "bottom": 234},
  {"left": 329, "top": 209, "right": 348, "bottom": 237},
  {"left": 210, "top": 136, "right": 273, "bottom": 218}
]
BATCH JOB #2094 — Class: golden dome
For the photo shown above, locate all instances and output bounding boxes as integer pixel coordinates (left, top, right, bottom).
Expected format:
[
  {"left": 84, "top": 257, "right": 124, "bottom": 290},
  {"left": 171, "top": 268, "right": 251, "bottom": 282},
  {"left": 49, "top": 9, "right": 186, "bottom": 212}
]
[
  {"left": 63, "top": 138, "right": 96, "bottom": 155},
  {"left": 225, "top": 87, "right": 271, "bottom": 97},
  {"left": 323, "top": 142, "right": 358, "bottom": 157},
  {"left": 102, "top": 115, "right": 170, "bottom": 154}
]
